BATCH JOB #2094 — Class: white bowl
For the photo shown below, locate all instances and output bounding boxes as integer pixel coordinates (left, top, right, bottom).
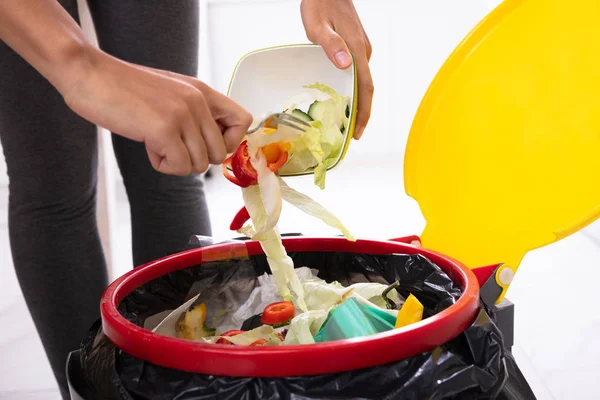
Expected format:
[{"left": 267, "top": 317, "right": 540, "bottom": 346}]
[{"left": 227, "top": 44, "right": 357, "bottom": 175}]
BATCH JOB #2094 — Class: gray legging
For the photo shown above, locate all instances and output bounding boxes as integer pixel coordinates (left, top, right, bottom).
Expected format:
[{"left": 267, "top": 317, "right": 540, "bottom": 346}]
[{"left": 0, "top": 1, "right": 210, "bottom": 398}]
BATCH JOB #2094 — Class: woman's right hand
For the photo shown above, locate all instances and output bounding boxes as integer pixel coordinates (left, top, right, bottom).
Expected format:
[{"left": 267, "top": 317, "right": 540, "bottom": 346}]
[{"left": 63, "top": 48, "right": 252, "bottom": 176}]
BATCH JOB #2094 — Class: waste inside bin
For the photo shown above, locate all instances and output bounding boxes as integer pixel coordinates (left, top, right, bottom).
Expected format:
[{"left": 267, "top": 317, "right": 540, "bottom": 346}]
[{"left": 77, "top": 236, "right": 536, "bottom": 399}]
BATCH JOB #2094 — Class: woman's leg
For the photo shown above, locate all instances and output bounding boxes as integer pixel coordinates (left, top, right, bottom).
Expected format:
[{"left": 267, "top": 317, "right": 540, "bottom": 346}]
[
  {"left": 88, "top": 0, "right": 211, "bottom": 267},
  {"left": 0, "top": 1, "right": 108, "bottom": 398}
]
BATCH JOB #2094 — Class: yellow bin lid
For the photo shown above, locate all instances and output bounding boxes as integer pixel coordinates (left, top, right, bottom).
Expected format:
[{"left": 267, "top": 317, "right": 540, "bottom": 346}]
[{"left": 404, "top": 0, "right": 600, "bottom": 303}]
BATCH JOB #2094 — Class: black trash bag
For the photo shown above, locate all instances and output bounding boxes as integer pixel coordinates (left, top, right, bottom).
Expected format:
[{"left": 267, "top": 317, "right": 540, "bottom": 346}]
[{"left": 79, "top": 249, "right": 537, "bottom": 400}]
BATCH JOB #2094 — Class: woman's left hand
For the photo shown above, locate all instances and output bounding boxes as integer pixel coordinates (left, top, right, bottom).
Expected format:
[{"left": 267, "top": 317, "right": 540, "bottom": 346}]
[{"left": 300, "top": 0, "right": 373, "bottom": 140}]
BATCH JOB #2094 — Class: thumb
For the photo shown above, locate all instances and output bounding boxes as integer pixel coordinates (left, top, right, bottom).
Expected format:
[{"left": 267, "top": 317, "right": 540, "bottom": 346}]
[{"left": 313, "top": 27, "right": 353, "bottom": 69}]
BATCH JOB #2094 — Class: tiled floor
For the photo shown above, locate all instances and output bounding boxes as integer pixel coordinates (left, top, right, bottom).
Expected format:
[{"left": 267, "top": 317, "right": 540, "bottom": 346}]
[{"left": 1, "top": 152, "right": 600, "bottom": 399}]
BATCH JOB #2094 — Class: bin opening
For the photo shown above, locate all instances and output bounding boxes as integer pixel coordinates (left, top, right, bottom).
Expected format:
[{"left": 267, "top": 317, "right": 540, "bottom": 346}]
[
  {"left": 99, "top": 237, "right": 480, "bottom": 377},
  {"left": 127, "top": 251, "right": 461, "bottom": 345}
]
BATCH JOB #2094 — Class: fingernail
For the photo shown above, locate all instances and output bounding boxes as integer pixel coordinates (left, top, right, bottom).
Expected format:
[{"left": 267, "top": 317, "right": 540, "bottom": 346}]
[{"left": 334, "top": 51, "right": 352, "bottom": 68}]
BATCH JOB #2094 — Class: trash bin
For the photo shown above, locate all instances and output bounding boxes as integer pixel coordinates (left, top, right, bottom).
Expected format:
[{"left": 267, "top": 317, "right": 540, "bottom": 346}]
[
  {"left": 66, "top": 0, "right": 600, "bottom": 397},
  {"left": 69, "top": 235, "right": 536, "bottom": 399}
]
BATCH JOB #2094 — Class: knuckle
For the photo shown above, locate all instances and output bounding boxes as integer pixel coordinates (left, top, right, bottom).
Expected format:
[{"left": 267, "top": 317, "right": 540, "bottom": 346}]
[
  {"left": 241, "top": 110, "right": 253, "bottom": 128},
  {"left": 182, "top": 85, "right": 206, "bottom": 108},
  {"left": 156, "top": 118, "right": 176, "bottom": 136},
  {"left": 305, "top": 28, "right": 320, "bottom": 43},
  {"left": 166, "top": 102, "right": 189, "bottom": 126},
  {"left": 325, "top": 33, "right": 343, "bottom": 47}
]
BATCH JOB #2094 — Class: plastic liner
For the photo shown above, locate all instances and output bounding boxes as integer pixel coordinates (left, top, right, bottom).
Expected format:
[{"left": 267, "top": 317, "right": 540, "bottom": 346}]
[{"left": 79, "top": 250, "right": 536, "bottom": 400}]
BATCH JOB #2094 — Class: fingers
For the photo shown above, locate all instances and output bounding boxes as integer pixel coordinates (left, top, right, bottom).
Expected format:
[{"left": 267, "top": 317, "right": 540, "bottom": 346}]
[
  {"left": 364, "top": 31, "right": 373, "bottom": 61},
  {"left": 354, "top": 52, "right": 374, "bottom": 140},
  {"left": 141, "top": 68, "right": 250, "bottom": 159},
  {"left": 307, "top": 25, "right": 353, "bottom": 70},
  {"left": 300, "top": 9, "right": 373, "bottom": 139},
  {"left": 183, "top": 88, "right": 227, "bottom": 167},
  {"left": 146, "top": 140, "right": 192, "bottom": 176},
  {"left": 181, "top": 118, "right": 210, "bottom": 174}
]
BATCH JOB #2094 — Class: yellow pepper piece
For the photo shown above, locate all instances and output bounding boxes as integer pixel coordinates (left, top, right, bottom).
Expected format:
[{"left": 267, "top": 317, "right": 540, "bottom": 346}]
[
  {"left": 176, "top": 303, "right": 208, "bottom": 340},
  {"left": 262, "top": 142, "right": 291, "bottom": 164},
  {"left": 395, "top": 294, "right": 424, "bottom": 329}
]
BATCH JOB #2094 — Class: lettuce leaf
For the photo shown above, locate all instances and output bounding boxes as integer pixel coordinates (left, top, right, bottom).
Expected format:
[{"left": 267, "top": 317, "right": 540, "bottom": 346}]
[
  {"left": 248, "top": 149, "right": 282, "bottom": 236},
  {"left": 283, "top": 309, "right": 329, "bottom": 345},
  {"left": 279, "top": 178, "right": 355, "bottom": 241},
  {"left": 240, "top": 185, "right": 308, "bottom": 312}
]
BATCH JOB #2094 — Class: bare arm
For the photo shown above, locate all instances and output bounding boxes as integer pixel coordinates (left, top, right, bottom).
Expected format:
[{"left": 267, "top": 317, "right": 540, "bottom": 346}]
[
  {"left": 0, "top": 1, "right": 251, "bottom": 175},
  {"left": 0, "top": 1, "right": 93, "bottom": 95}
]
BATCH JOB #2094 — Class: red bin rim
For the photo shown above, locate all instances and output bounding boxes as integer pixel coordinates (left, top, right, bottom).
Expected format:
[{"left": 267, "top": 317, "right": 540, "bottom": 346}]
[{"left": 100, "top": 237, "right": 480, "bottom": 377}]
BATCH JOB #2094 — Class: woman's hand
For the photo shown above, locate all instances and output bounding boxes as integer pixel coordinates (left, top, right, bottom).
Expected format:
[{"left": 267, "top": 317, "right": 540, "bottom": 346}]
[
  {"left": 63, "top": 48, "right": 252, "bottom": 176},
  {"left": 0, "top": 0, "right": 252, "bottom": 176},
  {"left": 300, "top": 0, "right": 373, "bottom": 140}
]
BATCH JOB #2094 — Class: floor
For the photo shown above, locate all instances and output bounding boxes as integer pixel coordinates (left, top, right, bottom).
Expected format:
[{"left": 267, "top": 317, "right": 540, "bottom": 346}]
[{"left": 1, "top": 151, "right": 600, "bottom": 399}]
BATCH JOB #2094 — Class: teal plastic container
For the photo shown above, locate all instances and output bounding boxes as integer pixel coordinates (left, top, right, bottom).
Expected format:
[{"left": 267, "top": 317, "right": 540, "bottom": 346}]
[{"left": 314, "top": 298, "right": 395, "bottom": 342}]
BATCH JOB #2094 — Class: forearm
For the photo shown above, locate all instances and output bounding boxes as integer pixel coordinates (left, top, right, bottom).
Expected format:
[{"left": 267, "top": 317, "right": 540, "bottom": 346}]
[{"left": 0, "top": 0, "right": 95, "bottom": 95}]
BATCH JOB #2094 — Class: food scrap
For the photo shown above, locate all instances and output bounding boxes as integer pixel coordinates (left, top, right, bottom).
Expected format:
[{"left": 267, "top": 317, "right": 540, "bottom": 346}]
[
  {"left": 223, "top": 83, "right": 356, "bottom": 313},
  {"left": 261, "top": 301, "right": 295, "bottom": 328},
  {"left": 394, "top": 294, "right": 424, "bottom": 329},
  {"left": 175, "top": 303, "right": 216, "bottom": 340},
  {"left": 146, "top": 84, "right": 430, "bottom": 347}
]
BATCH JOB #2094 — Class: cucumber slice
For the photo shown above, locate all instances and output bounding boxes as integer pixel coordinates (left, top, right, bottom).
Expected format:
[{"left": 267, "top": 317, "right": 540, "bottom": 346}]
[
  {"left": 307, "top": 100, "right": 330, "bottom": 122},
  {"left": 291, "top": 108, "right": 313, "bottom": 122}
]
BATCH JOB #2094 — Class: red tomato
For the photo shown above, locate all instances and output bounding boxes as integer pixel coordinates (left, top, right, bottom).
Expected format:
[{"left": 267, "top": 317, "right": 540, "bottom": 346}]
[
  {"left": 261, "top": 301, "right": 295, "bottom": 326},
  {"left": 216, "top": 330, "right": 245, "bottom": 345}
]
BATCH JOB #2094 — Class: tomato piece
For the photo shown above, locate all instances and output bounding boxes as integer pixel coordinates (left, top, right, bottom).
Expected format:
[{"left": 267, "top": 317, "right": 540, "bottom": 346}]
[
  {"left": 231, "top": 142, "right": 258, "bottom": 187},
  {"left": 230, "top": 207, "right": 250, "bottom": 231},
  {"left": 216, "top": 329, "right": 245, "bottom": 345},
  {"left": 250, "top": 338, "right": 268, "bottom": 346},
  {"left": 261, "top": 301, "right": 295, "bottom": 326},
  {"left": 222, "top": 156, "right": 244, "bottom": 187}
]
